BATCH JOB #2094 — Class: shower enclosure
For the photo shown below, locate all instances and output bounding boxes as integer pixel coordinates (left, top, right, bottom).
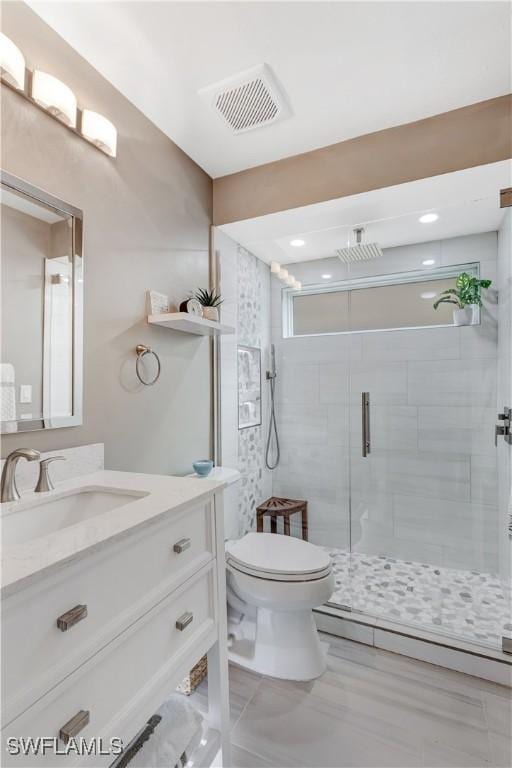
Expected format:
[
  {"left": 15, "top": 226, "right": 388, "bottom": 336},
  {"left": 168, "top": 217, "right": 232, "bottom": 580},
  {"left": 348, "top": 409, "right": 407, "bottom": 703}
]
[
  {"left": 216, "top": 174, "right": 511, "bottom": 658},
  {"left": 267, "top": 199, "right": 511, "bottom": 655}
]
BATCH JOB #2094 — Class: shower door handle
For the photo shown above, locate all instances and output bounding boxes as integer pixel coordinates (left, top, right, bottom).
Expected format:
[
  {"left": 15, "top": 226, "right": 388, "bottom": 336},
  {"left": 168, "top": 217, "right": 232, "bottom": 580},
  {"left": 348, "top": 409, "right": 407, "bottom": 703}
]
[{"left": 362, "top": 392, "right": 371, "bottom": 457}]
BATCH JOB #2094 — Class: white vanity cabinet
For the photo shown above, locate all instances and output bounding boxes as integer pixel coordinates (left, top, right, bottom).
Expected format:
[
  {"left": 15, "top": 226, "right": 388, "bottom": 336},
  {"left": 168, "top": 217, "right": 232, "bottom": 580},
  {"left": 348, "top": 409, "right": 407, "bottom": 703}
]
[{"left": 1, "top": 471, "right": 234, "bottom": 768}]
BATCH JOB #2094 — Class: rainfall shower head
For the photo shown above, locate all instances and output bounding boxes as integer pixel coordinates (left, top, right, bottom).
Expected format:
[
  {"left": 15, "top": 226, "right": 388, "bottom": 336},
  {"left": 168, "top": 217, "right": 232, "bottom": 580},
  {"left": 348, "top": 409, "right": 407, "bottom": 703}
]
[{"left": 336, "top": 227, "right": 383, "bottom": 263}]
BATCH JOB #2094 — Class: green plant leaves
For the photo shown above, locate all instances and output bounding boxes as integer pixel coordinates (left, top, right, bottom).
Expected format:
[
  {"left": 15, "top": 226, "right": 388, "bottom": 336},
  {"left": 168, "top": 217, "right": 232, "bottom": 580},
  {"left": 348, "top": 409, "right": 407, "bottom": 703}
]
[
  {"left": 194, "top": 288, "right": 223, "bottom": 307},
  {"left": 433, "top": 272, "right": 491, "bottom": 310}
]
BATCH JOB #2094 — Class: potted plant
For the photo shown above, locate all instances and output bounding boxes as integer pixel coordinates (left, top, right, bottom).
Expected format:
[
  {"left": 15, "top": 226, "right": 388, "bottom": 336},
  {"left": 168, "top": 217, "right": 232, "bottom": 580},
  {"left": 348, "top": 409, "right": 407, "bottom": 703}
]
[
  {"left": 194, "top": 288, "right": 223, "bottom": 322},
  {"left": 433, "top": 272, "right": 492, "bottom": 326}
]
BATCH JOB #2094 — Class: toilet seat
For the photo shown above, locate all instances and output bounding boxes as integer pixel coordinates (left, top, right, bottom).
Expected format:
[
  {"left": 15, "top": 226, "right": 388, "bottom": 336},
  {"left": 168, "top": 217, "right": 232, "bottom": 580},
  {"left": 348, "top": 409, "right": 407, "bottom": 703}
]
[{"left": 226, "top": 532, "right": 332, "bottom": 583}]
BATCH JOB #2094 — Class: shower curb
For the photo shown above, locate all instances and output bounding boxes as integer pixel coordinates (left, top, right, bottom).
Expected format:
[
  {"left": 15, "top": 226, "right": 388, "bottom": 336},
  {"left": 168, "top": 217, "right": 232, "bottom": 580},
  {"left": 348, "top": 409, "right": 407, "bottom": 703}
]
[{"left": 314, "top": 605, "right": 512, "bottom": 687}]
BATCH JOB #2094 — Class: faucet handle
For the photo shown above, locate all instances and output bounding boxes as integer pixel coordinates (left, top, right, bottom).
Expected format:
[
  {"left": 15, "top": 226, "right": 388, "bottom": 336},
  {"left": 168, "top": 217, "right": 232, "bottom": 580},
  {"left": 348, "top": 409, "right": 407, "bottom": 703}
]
[{"left": 35, "top": 456, "right": 66, "bottom": 493}]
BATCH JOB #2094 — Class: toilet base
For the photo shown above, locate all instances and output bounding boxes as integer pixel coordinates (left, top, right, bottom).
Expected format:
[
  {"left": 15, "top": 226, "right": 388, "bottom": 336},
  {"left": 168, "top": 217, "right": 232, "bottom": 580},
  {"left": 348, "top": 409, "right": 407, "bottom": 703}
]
[{"left": 228, "top": 606, "right": 328, "bottom": 681}]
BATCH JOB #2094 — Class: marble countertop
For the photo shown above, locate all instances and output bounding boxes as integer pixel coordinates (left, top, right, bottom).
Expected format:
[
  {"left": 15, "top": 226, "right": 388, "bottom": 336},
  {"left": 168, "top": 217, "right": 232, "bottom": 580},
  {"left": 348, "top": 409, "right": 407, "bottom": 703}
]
[{"left": 1, "top": 468, "right": 239, "bottom": 598}]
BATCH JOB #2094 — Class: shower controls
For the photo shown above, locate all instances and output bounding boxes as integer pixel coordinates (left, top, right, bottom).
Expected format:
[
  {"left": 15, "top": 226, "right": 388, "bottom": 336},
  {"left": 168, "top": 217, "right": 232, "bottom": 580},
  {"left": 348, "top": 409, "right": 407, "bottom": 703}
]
[
  {"left": 495, "top": 407, "right": 511, "bottom": 446},
  {"left": 362, "top": 392, "right": 371, "bottom": 457}
]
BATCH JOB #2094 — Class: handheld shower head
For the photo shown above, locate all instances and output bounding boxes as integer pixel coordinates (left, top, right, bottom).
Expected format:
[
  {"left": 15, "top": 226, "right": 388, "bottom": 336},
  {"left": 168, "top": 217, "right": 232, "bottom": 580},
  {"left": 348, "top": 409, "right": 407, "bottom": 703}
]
[
  {"left": 266, "top": 344, "right": 277, "bottom": 380},
  {"left": 265, "top": 344, "right": 280, "bottom": 469}
]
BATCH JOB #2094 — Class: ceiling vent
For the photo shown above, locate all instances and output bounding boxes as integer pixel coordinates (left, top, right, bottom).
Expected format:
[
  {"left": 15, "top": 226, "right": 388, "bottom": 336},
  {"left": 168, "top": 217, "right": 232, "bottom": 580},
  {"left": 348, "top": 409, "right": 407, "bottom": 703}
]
[{"left": 199, "top": 64, "right": 291, "bottom": 134}]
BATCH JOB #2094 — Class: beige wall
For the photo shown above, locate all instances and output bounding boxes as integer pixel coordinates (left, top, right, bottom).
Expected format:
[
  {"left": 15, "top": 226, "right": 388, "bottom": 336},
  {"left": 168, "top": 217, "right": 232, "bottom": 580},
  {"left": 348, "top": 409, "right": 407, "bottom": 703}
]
[
  {"left": 213, "top": 95, "right": 512, "bottom": 225},
  {"left": 1, "top": 3, "right": 213, "bottom": 475}
]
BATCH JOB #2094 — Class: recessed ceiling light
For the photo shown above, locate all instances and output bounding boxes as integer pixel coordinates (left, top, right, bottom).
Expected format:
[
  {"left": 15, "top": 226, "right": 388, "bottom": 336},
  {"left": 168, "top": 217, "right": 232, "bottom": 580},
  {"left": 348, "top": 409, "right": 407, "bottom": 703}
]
[
  {"left": 420, "top": 291, "right": 436, "bottom": 300},
  {"left": 290, "top": 238, "right": 305, "bottom": 247},
  {"left": 322, "top": 274, "right": 332, "bottom": 280},
  {"left": 419, "top": 213, "right": 439, "bottom": 224},
  {"left": 422, "top": 259, "right": 436, "bottom": 266}
]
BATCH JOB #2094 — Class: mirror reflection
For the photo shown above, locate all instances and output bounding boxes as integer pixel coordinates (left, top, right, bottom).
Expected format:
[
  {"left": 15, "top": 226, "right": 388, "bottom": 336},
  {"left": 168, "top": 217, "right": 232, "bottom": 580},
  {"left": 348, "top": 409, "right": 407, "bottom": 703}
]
[{"left": 0, "top": 174, "right": 83, "bottom": 433}]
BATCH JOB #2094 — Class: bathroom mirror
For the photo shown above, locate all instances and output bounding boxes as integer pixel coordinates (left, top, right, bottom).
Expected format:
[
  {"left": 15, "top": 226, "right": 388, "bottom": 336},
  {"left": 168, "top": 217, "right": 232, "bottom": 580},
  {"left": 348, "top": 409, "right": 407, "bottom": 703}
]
[
  {"left": 1, "top": 171, "right": 83, "bottom": 433},
  {"left": 238, "top": 345, "right": 261, "bottom": 429}
]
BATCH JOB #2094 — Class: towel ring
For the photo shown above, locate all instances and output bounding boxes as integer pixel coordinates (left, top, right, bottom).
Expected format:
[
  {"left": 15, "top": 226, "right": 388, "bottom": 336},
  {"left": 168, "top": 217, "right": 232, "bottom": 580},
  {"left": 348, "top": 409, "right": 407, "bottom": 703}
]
[{"left": 135, "top": 344, "right": 161, "bottom": 386}]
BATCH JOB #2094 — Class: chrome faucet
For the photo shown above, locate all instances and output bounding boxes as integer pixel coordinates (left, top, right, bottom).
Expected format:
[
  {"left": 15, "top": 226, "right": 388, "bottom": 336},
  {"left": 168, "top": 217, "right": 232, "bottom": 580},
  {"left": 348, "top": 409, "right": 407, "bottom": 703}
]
[
  {"left": 35, "top": 456, "right": 65, "bottom": 492},
  {"left": 0, "top": 448, "right": 41, "bottom": 502}
]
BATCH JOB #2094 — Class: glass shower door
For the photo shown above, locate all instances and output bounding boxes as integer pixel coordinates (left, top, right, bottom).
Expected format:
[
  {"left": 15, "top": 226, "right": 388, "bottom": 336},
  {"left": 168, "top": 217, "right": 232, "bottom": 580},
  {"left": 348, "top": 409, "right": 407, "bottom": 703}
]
[{"left": 347, "top": 324, "right": 506, "bottom": 650}]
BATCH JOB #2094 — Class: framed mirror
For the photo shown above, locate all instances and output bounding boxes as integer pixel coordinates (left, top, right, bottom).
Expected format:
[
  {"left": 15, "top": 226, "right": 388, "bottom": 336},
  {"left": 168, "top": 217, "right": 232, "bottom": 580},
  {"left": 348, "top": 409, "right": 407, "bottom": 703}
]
[
  {"left": 238, "top": 345, "right": 261, "bottom": 429},
  {"left": 1, "top": 171, "right": 83, "bottom": 433}
]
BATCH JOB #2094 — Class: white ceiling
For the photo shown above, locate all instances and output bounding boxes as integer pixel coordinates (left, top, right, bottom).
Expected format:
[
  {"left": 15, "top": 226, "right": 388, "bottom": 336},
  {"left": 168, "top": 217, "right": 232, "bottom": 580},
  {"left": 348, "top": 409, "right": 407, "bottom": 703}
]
[
  {"left": 219, "top": 161, "right": 512, "bottom": 263},
  {"left": 28, "top": 1, "right": 511, "bottom": 178}
]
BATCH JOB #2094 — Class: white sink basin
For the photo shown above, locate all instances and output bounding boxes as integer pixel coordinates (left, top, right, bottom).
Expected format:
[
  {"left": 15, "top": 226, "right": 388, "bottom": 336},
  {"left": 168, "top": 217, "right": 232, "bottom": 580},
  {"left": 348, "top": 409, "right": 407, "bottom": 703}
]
[{"left": 1, "top": 487, "right": 148, "bottom": 547}]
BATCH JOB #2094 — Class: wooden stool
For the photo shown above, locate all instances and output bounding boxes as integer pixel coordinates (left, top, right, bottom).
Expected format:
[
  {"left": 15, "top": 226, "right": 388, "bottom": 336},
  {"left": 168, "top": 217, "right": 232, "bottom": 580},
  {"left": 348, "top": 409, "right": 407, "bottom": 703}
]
[{"left": 256, "top": 496, "right": 308, "bottom": 541}]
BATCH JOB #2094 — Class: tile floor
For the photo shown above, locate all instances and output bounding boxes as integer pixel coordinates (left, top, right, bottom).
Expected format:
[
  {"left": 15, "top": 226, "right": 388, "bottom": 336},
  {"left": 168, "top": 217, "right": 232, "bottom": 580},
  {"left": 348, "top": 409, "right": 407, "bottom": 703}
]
[
  {"left": 326, "top": 549, "right": 512, "bottom": 648},
  {"left": 193, "top": 634, "right": 511, "bottom": 768}
]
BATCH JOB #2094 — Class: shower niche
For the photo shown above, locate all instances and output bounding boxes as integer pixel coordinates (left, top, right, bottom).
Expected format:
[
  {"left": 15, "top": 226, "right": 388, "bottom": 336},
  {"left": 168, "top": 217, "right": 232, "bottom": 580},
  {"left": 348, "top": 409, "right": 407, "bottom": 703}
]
[{"left": 237, "top": 345, "right": 261, "bottom": 429}]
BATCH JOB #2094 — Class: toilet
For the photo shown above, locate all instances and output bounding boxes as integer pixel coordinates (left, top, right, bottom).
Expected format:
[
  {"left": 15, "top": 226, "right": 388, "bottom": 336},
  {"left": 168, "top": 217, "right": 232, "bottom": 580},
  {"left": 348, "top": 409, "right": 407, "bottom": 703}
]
[{"left": 225, "top": 532, "right": 334, "bottom": 681}]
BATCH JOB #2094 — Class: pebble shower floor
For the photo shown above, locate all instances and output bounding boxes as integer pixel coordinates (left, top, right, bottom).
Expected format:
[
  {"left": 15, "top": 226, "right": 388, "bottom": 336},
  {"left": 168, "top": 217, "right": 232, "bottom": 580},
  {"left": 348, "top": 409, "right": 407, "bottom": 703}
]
[{"left": 325, "top": 548, "right": 512, "bottom": 648}]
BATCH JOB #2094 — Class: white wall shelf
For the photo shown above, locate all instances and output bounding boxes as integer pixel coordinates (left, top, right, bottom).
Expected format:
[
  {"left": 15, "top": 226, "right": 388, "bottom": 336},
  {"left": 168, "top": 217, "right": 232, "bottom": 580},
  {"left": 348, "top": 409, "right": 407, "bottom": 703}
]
[{"left": 147, "top": 312, "right": 235, "bottom": 336}]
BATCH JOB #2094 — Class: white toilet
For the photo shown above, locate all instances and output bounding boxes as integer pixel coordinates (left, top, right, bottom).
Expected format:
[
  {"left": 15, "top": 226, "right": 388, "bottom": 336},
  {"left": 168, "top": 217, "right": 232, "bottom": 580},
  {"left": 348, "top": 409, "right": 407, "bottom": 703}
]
[{"left": 225, "top": 532, "right": 334, "bottom": 681}]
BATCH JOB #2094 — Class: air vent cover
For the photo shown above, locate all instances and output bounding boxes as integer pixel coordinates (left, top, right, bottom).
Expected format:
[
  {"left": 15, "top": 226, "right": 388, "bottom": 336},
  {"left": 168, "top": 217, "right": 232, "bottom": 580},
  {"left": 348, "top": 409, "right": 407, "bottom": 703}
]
[{"left": 199, "top": 64, "right": 291, "bottom": 134}]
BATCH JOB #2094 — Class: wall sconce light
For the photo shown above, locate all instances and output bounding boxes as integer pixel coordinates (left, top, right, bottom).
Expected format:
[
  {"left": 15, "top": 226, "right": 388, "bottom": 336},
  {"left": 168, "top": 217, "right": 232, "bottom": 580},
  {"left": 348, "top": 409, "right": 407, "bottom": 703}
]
[
  {"left": 32, "top": 70, "right": 77, "bottom": 128},
  {"left": 0, "top": 32, "right": 25, "bottom": 90},
  {"left": 1, "top": 33, "right": 117, "bottom": 158},
  {"left": 285, "top": 274, "right": 295, "bottom": 286},
  {"left": 278, "top": 268, "right": 288, "bottom": 280},
  {"left": 81, "top": 109, "right": 117, "bottom": 158},
  {"left": 270, "top": 261, "right": 281, "bottom": 274}
]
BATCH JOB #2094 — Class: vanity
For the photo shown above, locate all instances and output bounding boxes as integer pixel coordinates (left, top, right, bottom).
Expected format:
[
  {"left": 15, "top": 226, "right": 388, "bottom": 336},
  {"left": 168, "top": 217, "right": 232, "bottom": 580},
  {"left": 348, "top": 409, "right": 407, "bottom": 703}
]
[
  {"left": 0, "top": 170, "right": 234, "bottom": 765},
  {"left": 1, "top": 468, "right": 236, "bottom": 766}
]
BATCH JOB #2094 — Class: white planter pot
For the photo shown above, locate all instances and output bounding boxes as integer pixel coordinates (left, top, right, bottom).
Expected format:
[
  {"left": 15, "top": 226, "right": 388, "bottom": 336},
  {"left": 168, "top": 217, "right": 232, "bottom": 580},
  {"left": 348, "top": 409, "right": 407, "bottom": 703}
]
[
  {"left": 469, "top": 303, "right": 480, "bottom": 324},
  {"left": 202, "top": 306, "right": 219, "bottom": 322},
  {"left": 453, "top": 306, "right": 475, "bottom": 326}
]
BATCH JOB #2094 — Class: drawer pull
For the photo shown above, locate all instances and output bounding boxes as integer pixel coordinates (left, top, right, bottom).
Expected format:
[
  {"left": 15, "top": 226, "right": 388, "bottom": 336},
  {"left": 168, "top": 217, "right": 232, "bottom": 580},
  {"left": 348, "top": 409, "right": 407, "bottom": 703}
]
[
  {"left": 176, "top": 611, "right": 193, "bottom": 631},
  {"left": 173, "top": 538, "right": 191, "bottom": 554},
  {"left": 56, "top": 604, "right": 88, "bottom": 632},
  {"left": 59, "top": 710, "right": 90, "bottom": 743}
]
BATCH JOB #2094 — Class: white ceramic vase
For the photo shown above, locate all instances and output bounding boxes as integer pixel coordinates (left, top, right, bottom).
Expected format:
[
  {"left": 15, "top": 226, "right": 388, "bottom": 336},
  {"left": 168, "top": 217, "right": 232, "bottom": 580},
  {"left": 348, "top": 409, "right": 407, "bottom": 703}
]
[
  {"left": 202, "top": 306, "right": 219, "bottom": 322},
  {"left": 453, "top": 306, "right": 476, "bottom": 326}
]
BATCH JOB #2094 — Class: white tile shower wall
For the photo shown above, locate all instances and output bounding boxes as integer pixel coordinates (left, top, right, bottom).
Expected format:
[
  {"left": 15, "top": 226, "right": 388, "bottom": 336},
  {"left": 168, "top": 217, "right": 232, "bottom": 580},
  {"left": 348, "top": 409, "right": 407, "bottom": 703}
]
[
  {"left": 218, "top": 231, "right": 272, "bottom": 538},
  {"left": 271, "top": 233, "right": 501, "bottom": 573}
]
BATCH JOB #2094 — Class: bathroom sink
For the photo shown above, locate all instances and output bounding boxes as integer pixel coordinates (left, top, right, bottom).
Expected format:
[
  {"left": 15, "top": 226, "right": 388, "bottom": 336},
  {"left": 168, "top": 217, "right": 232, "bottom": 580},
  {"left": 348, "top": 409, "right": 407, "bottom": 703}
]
[{"left": 1, "top": 487, "right": 148, "bottom": 547}]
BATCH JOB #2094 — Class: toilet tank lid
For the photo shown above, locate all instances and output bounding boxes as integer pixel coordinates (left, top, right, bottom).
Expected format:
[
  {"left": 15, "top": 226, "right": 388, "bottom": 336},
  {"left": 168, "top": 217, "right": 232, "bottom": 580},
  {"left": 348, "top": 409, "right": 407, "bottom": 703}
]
[{"left": 226, "top": 532, "right": 331, "bottom": 576}]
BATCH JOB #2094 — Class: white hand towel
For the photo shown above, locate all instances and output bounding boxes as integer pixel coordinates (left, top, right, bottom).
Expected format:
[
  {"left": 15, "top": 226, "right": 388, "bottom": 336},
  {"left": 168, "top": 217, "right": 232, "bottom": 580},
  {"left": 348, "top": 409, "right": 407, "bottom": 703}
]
[{"left": 129, "top": 693, "right": 203, "bottom": 768}]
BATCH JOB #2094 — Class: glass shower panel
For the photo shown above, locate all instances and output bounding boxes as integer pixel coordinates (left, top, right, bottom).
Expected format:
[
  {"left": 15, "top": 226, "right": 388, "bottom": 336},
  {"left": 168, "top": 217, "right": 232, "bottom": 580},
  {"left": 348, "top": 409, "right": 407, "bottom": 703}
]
[
  {"left": 270, "top": 332, "right": 351, "bottom": 552},
  {"left": 345, "top": 217, "right": 505, "bottom": 649},
  {"left": 273, "top": 192, "right": 509, "bottom": 652}
]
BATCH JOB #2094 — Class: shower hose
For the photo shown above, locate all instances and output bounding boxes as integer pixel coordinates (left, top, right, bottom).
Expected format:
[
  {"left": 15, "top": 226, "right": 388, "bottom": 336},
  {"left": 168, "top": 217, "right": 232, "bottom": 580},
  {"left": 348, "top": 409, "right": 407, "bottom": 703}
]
[{"left": 265, "top": 374, "right": 280, "bottom": 470}]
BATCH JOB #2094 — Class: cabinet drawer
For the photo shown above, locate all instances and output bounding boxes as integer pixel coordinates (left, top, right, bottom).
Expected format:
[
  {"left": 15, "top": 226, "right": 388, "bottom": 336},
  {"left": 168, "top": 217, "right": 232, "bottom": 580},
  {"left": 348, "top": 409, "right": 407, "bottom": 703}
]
[
  {"left": 2, "top": 501, "right": 214, "bottom": 725},
  {"left": 2, "top": 565, "right": 216, "bottom": 767}
]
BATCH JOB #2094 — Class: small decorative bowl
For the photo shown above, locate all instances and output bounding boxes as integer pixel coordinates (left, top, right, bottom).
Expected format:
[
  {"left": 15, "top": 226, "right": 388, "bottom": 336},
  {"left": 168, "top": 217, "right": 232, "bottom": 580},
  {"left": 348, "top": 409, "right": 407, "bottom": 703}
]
[{"left": 193, "top": 460, "right": 214, "bottom": 477}]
